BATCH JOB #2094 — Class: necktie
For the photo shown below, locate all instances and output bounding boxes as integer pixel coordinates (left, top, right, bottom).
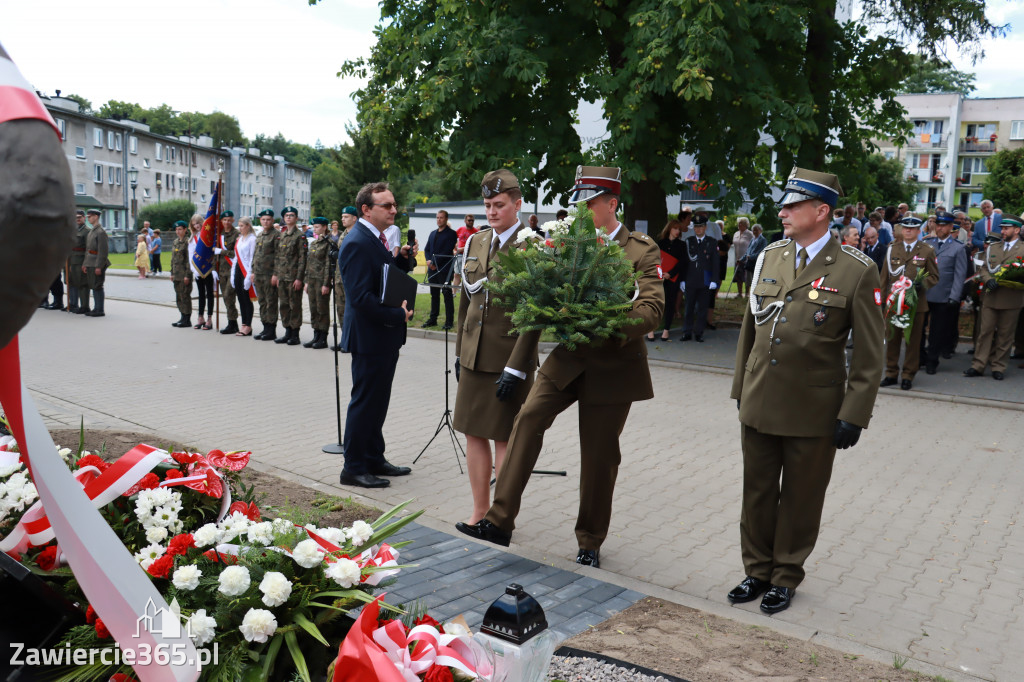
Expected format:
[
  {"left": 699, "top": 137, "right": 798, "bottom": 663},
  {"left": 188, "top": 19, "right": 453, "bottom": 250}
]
[
  {"left": 987, "top": 216, "right": 992, "bottom": 233},
  {"left": 379, "top": 232, "right": 389, "bottom": 250},
  {"left": 490, "top": 235, "right": 500, "bottom": 256},
  {"left": 796, "top": 248, "right": 808, "bottom": 276}
]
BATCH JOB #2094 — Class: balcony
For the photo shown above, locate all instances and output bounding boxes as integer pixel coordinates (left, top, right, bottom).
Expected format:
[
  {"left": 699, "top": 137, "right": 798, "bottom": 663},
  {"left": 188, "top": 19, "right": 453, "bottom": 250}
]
[
  {"left": 906, "top": 168, "right": 944, "bottom": 184},
  {"left": 959, "top": 138, "right": 996, "bottom": 153},
  {"left": 906, "top": 133, "right": 946, "bottom": 148},
  {"left": 956, "top": 172, "right": 988, "bottom": 188}
]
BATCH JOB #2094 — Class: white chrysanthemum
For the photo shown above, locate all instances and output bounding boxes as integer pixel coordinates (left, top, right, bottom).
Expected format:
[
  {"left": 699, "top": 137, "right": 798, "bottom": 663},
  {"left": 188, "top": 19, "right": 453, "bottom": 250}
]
[
  {"left": 150, "top": 505, "right": 179, "bottom": 527},
  {"left": 217, "top": 565, "right": 251, "bottom": 597},
  {"left": 239, "top": 608, "right": 277, "bottom": 643},
  {"left": 0, "top": 462, "right": 22, "bottom": 477},
  {"left": 345, "top": 520, "right": 373, "bottom": 547},
  {"left": 292, "top": 539, "right": 325, "bottom": 569},
  {"left": 146, "top": 526, "right": 169, "bottom": 543},
  {"left": 134, "top": 543, "right": 165, "bottom": 571},
  {"left": 172, "top": 564, "right": 202, "bottom": 591},
  {"left": 246, "top": 521, "right": 275, "bottom": 546},
  {"left": 193, "top": 523, "right": 220, "bottom": 548},
  {"left": 325, "top": 558, "right": 362, "bottom": 588},
  {"left": 185, "top": 609, "right": 217, "bottom": 646},
  {"left": 271, "top": 517, "right": 293, "bottom": 534},
  {"left": 258, "top": 571, "right": 293, "bottom": 607},
  {"left": 4, "top": 472, "right": 27, "bottom": 490},
  {"left": 57, "top": 447, "right": 72, "bottom": 460},
  {"left": 315, "top": 527, "right": 346, "bottom": 545},
  {"left": 515, "top": 227, "right": 540, "bottom": 244}
]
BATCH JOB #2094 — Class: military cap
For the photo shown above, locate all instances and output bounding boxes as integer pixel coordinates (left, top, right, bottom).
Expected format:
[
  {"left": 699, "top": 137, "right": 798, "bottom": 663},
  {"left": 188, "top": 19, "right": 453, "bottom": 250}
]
[
  {"left": 934, "top": 210, "right": 956, "bottom": 224},
  {"left": 75, "top": 209, "right": 85, "bottom": 217},
  {"left": 86, "top": 208, "right": 101, "bottom": 216},
  {"left": 311, "top": 216, "right": 328, "bottom": 226},
  {"left": 282, "top": 206, "right": 298, "bottom": 216},
  {"left": 1000, "top": 213, "right": 1023, "bottom": 228},
  {"left": 481, "top": 169, "right": 520, "bottom": 198},
  {"left": 257, "top": 209, "right": 274, "bottom": 218},
  {"left": 568, "top": 166, "right": 621, "bottom": 203},
  {"left": 691, "top": 212, "right": 709, "bottom": 226},
  {"left": 899, "top": 216, "right": 924, "bottom": 229},
  {"left": 220, "top": 210, "right": 234, "bottom": 218},
  {"left": 173, "top": 220, "right": 187, "bottom": 228},
  {"left": 778, "top": 167, "right": 843, "bottom": 208},
  {"left": 984, "top": 231, "right": 1003, "bottom": 245},
  {"left": 342, "top": 206, "right": 358, "bottom": 217}
]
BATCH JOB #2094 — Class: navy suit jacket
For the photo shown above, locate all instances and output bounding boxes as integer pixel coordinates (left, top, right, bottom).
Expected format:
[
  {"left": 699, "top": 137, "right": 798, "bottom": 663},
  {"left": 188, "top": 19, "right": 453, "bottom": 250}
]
[
  {"left": 682, "top": 236, "right": 719, "bottom": 290},
  {"left": 338, "top": 220, "right": 411, "bottom": 354},
  {"left": 972, "top": 214, "right": 1002, "bottom": 249}
]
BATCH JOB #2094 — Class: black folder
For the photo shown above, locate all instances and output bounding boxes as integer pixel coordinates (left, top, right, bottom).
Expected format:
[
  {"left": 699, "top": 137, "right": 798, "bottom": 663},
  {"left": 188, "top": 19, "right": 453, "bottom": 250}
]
[{"left": 380, "top": 263, "right": 418, "bottom": 310}]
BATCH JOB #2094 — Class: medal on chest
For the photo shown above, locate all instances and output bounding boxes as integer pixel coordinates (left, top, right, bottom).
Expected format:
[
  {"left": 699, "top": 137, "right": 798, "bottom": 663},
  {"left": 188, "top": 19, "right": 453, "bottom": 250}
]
[{"left": 813, "top": 306, "right": 828, "bottom": 326}]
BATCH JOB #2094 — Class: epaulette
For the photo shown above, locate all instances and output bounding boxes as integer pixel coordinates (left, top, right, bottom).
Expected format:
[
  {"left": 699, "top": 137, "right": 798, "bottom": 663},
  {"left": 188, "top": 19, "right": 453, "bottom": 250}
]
[
  {"left": 840, "top": 244, "right": 873, "bottom": 267},
  {"left": 628, "top": 231, "right": 651, "bottom": 242},
  {"left": 764, "top": 239, "right": 790, "bottom": 251}
]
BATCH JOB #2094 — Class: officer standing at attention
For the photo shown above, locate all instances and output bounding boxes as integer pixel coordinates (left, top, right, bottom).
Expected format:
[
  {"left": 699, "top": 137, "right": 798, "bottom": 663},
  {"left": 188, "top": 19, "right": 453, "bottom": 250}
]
[
  {"left": 922, "top": 210, "right": 968, "bottom": 373},
  {"left": 452, "top": 170, "right": 539, "bottom": 525},
  {"left": 680, "top": 211, "right": 719, "bottom": 341},
  {"left": 728, "top": 168, "right": 884, "bottom": 614},
  {"left": 253, "top": 209, "right": 280, "bottom": 341},
  {"left": 273, "top": 206, "right": 308, "bottom": 346},
  {"left": 67, "top": 209, "right": 90, "bottom": 314},
  {"left": 303, "top": 217, "right": 332, "bottom": 349},
  {"left": 82, "top": 208, "right": 109, "bottom": 317},
  {"left": 879, "top": 216, "right": 938, "bottom": 390},
  {"left": 330, "top": 207, "right": 359, "bottom": 352},
  {"left": 216, "top": 210, "right": 240, "bottom": 335},
  {"left": 457, "top": 166, "right": 665, "bottom": 569},
  {"left": 170, "top": 220, "right": 193, "bottom": 327}
]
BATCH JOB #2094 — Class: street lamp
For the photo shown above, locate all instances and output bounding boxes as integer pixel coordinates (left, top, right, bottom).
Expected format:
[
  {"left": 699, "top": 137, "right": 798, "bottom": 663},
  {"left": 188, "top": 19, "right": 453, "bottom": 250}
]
[
  {"left": 156, "top": 178, "right": 162, "bottom": 203},
  {"left": 128, "top": 166, "right": 139, "bottom": 227}
]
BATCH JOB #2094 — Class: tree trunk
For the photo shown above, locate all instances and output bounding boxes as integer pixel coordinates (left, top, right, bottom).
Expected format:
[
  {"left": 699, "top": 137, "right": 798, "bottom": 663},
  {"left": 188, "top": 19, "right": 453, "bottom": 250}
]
[
  {"left": 799, "top": 0, "right": 839, "bottom": 169},
  {"left": 624, "top": 178, "right": 668, "bottom": 236}
]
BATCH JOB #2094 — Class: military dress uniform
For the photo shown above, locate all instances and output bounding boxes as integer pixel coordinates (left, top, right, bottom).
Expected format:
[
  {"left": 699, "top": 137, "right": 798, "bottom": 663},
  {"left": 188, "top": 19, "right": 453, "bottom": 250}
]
[
  {"left": 274, "top": 215, "right": 308, "bottom": 345},
  {"left": 681, "top": 221, "right": 720, "bottom": 341},
  {"left": 453, "top": 221, "right": 539, "bottom": 440},
  {"left": 303, "top": 220, "right": 332, "bottom": 349},
  {"left": 67, "top": 213, "right": 90, "bottom": 313},
  {"left": 253, "top": 211, "right": 280, "bottom": 340},
  {"left": 82, "top": 212, "right": 109, "bottom": 317},
  {"left": 170, "top": 223, "right": 193, "bottom": 326},
  {"left": 729, "top": 168, "right": 884, "bottom": 613},
  {"left": 922, "top": 214, "right": 969, "bottom": 372},
  {"left": 879, "top": 230, "right": 939, "bottom": 385},
  {"left": 967, "top": 217, "right": 1024, "bottom": 378},
  {"left": 216, "top": 215, "right": 240, "bottom": 334}
]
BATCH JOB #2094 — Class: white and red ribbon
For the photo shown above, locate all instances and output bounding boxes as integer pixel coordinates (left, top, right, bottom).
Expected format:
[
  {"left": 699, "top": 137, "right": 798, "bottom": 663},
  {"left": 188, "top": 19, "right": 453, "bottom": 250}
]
[
  {"left": 234, "top": 238, "right": 257, "bottom": 300},
  {"left": 370, "top": 619, "right": 479, "bottom": 679},
  {"left": 885, "top": 275, "right": 913, "bottom": 318},
  {"left": 0, "top": 55, "right": 60, "bottom": 137}
]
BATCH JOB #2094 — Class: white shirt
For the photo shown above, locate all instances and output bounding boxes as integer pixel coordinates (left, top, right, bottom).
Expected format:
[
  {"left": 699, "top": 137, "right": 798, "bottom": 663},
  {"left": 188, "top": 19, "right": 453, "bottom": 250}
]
[
  {"left": 358, "top": 218, "right": 389, "bottom": 247},
  {"left": 796, "top": 229, "right": 833, "bottom": 271},
  {"left": 493, "top": 220, "right": 522, "bottom": 251},
  {"left": 605, "top": 223, "right": 622, "bottom": 242},
  {"left": 384, "top": 224, "right": 401, "bottom": 252},
  {"left": 231, "top": 232, "right": 256, "bottom": 285},
  {"left": 1005, "top": 239, "right": 1019, "bottom": 251}
]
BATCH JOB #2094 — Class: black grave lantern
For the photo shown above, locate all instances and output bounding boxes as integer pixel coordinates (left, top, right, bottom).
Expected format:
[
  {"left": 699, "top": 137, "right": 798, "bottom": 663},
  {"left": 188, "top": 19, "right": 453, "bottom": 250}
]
[{"left": 480, "top": 583, "right": 548, "bottom": 644}]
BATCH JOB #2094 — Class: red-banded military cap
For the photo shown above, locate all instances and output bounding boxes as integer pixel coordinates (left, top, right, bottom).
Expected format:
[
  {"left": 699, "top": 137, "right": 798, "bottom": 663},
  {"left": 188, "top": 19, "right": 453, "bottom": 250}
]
[{"left": 568, "top": 166, "right": 621, "bottom": 203}]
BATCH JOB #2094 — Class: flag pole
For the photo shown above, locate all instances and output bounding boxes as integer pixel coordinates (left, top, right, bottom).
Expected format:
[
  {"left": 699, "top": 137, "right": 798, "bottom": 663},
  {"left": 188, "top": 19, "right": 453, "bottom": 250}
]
[{"left": 214, "top": 175, "right": 223, "bottom": 330}]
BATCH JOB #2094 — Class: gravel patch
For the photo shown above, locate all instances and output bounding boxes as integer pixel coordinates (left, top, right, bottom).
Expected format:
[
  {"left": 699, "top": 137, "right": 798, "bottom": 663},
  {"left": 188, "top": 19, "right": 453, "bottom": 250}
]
[{"left": 547, "top": 654, "right": 682, "bottom": 681}]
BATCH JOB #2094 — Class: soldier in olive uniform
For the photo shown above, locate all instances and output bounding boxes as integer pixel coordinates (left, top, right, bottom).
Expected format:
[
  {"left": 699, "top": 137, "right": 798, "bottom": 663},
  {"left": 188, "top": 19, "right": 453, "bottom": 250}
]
[
  {"left": 330, "top": 206, "right": 358, "bottom": 352},
  {"left": 453, "top": 170, "right": 539, "bottom": 525},
  {"left": 273, "top": 206, "right": 308, "bottom": 346},
  {"left": 216, "top": 210, "right": 240, "bottom": 335},
  {"left": 879, "top": 216, "right": 939, "bottom": 390},
  {"left": 457, "top": 166, "right": 665, "bottom": 569},
  {"left": 303, "top": 217, "right": 332, "bottom": 349},
  {"left": 727, "top": 168, "right": 884, "bottom": 615},
  {"left": 964, "top": 214, "right": 1024, "bottom": 380},
  {"left": 67, "top": 210, "right": 90, "bottom": 314},
  {"left": 253, "top": 209, "right": 280, "bottom": 340},
  {"left": 170, "top": 220, "right": 193, "bottom": 327},
  {"left": 82, "top": 208, "right": 109, "bottom": 317}
]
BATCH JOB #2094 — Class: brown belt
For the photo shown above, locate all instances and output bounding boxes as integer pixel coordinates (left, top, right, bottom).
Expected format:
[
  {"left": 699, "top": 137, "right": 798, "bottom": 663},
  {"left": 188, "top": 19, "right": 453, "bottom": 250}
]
[
  {"left": 88, "top": 250, "right": 98, "bottom": 254},
  {"left": 72, "top": 247, "right": 85, "bottom": 252}
]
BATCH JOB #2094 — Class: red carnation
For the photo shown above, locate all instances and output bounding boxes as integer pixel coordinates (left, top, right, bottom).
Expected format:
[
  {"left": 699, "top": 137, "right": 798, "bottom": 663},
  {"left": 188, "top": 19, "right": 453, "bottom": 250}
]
[
  {"left": 85, "top": 605, "right": 97, "bottom": 624},
  {"left": 35, "top": 546, "right": 59, "bottom": 571},
  {"left": 202, "top": 550, "right": 237, "bottom": 565},
  {"left": 146, "top": 555, "right": 174, "bottom": 579},
  {"left": 94, "top": 618, "right": 111, "bottom": 639},
  {"left": 76, "top": 454, "right": 109, "bottom": 471},
  {"left": 138, "top": 473, "right": 160, "bottom": 490},
  {"left": 544, "top": 239, "right": 554, "bottom": 248},
  {"left": 423, "top": 665, "right": 454, "bottom": 682},
  {"left": 164, "top": 469, "right": 184, "bottom": 480},
  {"left": 228, "top": 500, "right": 261, "bottom": 522},
  {"left": 414, "top": 614, "right": 444, "bottom": 633},
  {"left": 171, "top": 452, "right": 201, "bottom": 464},
  {"left": 167, "top": 533, "right": 196, "bottom": 557}
]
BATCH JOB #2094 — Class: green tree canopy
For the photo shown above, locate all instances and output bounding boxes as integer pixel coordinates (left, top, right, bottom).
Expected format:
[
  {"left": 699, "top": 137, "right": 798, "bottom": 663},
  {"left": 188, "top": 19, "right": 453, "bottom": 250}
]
[
  {"left": 829, "top": 153, "right": 921, "bottom": 209},
  {"left": 898, "top": 54, "right": 976, "bottom": 95},
  {"left": 983, "top": 148, "right": 1024, "bottom": 215},
  {"left": 65, "top": 93, "right": 92, "bottom": 113},
  {"left": 136, "top": 199, "right": 197, "bottom": 231}
]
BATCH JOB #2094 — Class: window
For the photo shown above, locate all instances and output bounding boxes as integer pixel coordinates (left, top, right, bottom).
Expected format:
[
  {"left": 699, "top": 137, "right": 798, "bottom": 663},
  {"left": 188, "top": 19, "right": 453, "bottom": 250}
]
[
  {"left": 94, "top": 128, "right": 103, "bottom": 147},
  {"left": 107, "top": 131, "right": 114, "bottom": 149},
  {"left": 191, "top": 151, "right": 197, "bottom": 167},
  {"left": 129, "top": 136, "right": 138, "bottom": 154},
  {"left": 94, "top": 164, "right": 102, "bottom": 182},
  {"left": 75, "top": 146, "right": 86, "bottom": 158},
  {"left": 192, "top": 178, "right": 197, "bottom": 192},
  {"left": 55, "top": 118, "right": 66, "bottom": 140},
  {"left": 884, "top": 151, "right": 895, "bottom": 159},
  {"left": 75, "top": 183, "right": 85, "bottom": 195},
  {"left": 115, "top": 133, "right": 122, "bottom": 151},
  {"left": 965, "top": 123, "right": 997, "bottom": 139},
  {"left": 108, "top": 167, "right": 114, "bottom": 185},
  {"left": 200, "top": 169, "right": 206, "bottom": 177},
  {"left": 116, "top": 168, "right": 122, "bottom": 185},
  {"left": 268, "top": 166, "right": 273, "bottom": 178},
  {"left": 1012, "top": 121, "right": 1024, "bottom": 140},
  {"left": 963, "top": 157, "right": 988, "bottom": 174},
  {"left": 143, "top": 188, "right": 150, "bottom": 198},
  {"left": 247, "top": 160, "right": 254, "bottom": 173},
  {"left": 143, "top": 158, "right": 150, "bottom": 168},
  {"left": 155, "top": 143, "right": 163, "bottom": 161},
  {"left": 210, "top": 180, "right": 216, "bottom": 193},
  {"left": 169, "top": 147, "right": 175, "bottom": 162}
]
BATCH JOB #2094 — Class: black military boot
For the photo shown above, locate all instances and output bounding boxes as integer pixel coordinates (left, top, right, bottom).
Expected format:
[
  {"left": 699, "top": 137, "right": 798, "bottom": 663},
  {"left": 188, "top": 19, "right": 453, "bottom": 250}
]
[
  {"left": 274, "top": 327, "right": 291, "bottom": 344},
  {"left": 261, "top": 324, "right": 278, "bottom": 342},
  {"left": 172, "top": 315, "right": 190, "bottom": 328},
  {"left": 220, "top": 320, "right": 239, "bottom": 335},
  {"left": 86, "top": 290, "right": 105, "bottom": 317},
  {"left": 303, "top": 330, "right": 317, "bottom": 348},
  {"left": 68, "top": 288, "right": 79, "bottom": 313},
  {"left": 287, "top": 328, "right": 302, "bottom": 346},
  {"left": 312, "top": 330, "right": 328, "bottom": 349}
]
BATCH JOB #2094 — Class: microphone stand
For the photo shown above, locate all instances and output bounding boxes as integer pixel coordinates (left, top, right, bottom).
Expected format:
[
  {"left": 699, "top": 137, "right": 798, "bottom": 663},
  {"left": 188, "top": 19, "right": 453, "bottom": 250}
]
[{"left": 323, "top": 241, "right": 344, "bottom": 455}]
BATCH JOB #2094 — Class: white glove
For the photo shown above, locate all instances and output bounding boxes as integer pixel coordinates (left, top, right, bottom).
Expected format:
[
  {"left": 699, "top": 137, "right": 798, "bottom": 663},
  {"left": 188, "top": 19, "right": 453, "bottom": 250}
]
[
  {"left": 709, "top": 282, "right": 718, "bottom": 290},
  {"left": 213, "top": 247, "right": 223, "bottom": 255},
  {"left": 243, "top": 276, "right": 252, "bottom": 291},
  {"left": 679, "top": 282, "right": 685, "bottom": 293}
]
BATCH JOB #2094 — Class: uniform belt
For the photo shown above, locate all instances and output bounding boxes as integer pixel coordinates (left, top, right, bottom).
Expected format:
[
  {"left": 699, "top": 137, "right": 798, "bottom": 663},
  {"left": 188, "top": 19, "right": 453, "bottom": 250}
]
[
  {"left": 72, "top": 247, "right": 85, "bottom": 252},
  {"left": 88, "top": 250, "right": 98, "bottom": 254}
]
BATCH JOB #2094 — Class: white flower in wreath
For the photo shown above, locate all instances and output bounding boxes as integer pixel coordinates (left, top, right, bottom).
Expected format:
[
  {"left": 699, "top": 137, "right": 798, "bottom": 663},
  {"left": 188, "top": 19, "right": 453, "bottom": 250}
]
[
  {"left": 150, "top": 505, "right": 179, "bottom": 528},
  {"left": 258, "top": 571, "right": 293, "bottom": 607},
  {"left": 134, "top": 543, "right": 165, "bottom": 571},
  {"left": 172, "top": 564, "right": 202, "bottom": 591},
  {"left": 292, "top": 539, "right": 325, "bottom": 569},
  {"left": 193, "top": 523, "right": 220, "bottom": 548},
  {"left": 0, "top": 461, "right": 22, "bottom": 477},
  {"left": 57, "top": 447, "right": 72, "bottom": 461},
  {"left": 185, "top": 609, "right": 217, "bottom": 646},
  {"left": 345, "top": 520, "right": 374, "bottom": 547},
  {"left": 145, "top": 526, "right": 169, "bottom": 544},
  {"left": 325, "top": 558, "right": 362, "bottom": 588},
  {"left": 217, "top": 565, "right": 251, "bottom": 597},
  {"left": 239, "top": 608, "right": 278, "bottom": 644},
  {"left": 315, "top": 526, "right": 346, "bottom": 545},
  {"left": 247, "top": 521, "right": 275, "bottom": 546},
  {"left": 271, "top": 517, "right": 294, "bottom": 534},
  {"left": 545, "top": 219, "right": 571, "bottom": 237},
  {"left": 515, "top": 227, "right": 541, "bottom": 244}
]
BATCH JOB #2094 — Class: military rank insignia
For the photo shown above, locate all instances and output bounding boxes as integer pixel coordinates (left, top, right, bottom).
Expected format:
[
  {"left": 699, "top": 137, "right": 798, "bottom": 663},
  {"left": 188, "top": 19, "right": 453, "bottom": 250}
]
[{"left": 874, "top": 288, "right": 882, "bottom": 306}]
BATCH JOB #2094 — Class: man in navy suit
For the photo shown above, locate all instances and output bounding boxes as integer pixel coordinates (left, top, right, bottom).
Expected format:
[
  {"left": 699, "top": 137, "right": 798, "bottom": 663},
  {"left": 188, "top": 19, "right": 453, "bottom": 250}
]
[
  {"left": 680, "top": 212, "right": 720, "bottom": 342},
  {"left": 337, "top": 182, "right": 417, "bottom": 488},
  {"left": 972, "top": 200, "right": 1002, "bottom": 250}
]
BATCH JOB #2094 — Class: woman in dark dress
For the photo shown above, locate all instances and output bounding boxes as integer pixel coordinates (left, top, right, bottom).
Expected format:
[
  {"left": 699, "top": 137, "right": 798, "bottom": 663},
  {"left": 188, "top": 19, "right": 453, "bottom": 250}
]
[{"left": 647, "top": 219, "right": 687, "bottom": 342}]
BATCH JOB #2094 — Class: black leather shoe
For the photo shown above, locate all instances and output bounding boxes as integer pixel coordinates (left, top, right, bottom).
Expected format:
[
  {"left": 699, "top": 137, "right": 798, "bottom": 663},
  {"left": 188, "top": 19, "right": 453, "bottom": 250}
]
[
  {"left": 880, "top": 376, "right": 898, "bottom": 387},
  {"left": 680, "top": 334, "right": 692, "bottom": 341},
  {"left": 727, "top": 576, "right": 770, "bottom": 604},
  {"left": 992, "top": 371, "right": 1005, "bottom": 381},
  {"left": 963, "top": 367, "right": 982, "bottom": 377},
  {"left": 925, "top": 365, "right": 937, "bottom": 375},
  {"left": 274, "top": 329, "right": 291, "bottom": 344},
  {"left": 454, "top": 519, "right": 511, "bottom": 547},
  {"left": 287, "top": 329, "right": 302, "bottom": 345},
  {"left": 85, "top": 311, "right": 105, "bottom": 317},
  {"left": 339, "top": 471, "right": 390, "bottom": 488},
  {"left": 422, "top": 319, "right": 437, "bottom": 328},
  {"left": 941, "top": 352, "right": 954, "bottom": 359},
  {"left": 706, "top": 322, "right": 717, "bottom": 330},
  {"left": 760, "top": 585, "right": 794, "bottom": 614},
  {"left": 370, "top": 460, "right": 411, "bottom": 477},
  {"left": 900, "top": 379, "right": 912, "bottom": 390},
  {"left": 695, "top": 335, "right": 704, "bottom": 342},
  {"left": 220, "top": 321, "right": 239, "bottom": 335},
  {"left": 576, "top": 549, "right": 600, "bottom": 568}
]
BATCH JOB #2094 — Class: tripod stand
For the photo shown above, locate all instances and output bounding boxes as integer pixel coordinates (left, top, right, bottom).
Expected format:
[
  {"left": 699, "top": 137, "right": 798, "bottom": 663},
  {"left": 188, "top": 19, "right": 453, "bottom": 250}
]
[{"left": 323, "top": 242, "right": 344, "bottom": 455}]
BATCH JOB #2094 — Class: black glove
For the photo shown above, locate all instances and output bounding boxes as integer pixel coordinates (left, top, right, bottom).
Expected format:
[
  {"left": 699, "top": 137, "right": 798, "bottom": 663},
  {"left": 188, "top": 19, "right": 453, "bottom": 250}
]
[
  {"left": 454, "top": 357, "right": 461, "bottom": 382},
  {"left": 494, "top": 370, "right": 523, "bottom": 402},
  {"left": 736, "top": 399, "right": 740, "bottom": 411},
  {"left": 833, "top": 420, "right": 862, "bottom": 450},
  {"left": 948, "top": 298, "right": 958, "bottom": 305},
  {"left": 985, "top": 279, "right": 999, "bottom": 291}
]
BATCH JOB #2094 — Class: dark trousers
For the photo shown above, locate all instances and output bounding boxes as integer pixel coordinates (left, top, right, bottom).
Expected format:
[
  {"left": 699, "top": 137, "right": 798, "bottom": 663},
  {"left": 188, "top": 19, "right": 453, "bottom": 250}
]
[
  {"left": 342, "top": 351, "right": 399, "bottom": 474},
  {"left": 925, "top": 301, "right": 959, "bottom": 367},
  {"left": 196, "top": 275, "right": 214, "bottom": 316},
  {"left": 151, "top": 253, "right": 162, "bottom": 273},
  {"left": 428, "top": 284, "right": 454, "bottom": 325},
  {"left": 886, "top": 311, "right": 926, "bottom": 380},
  {"left": 234, "top": 268, "right": 254, "bottom": 326},
  {"left": 662, "top": 281, "right": 679, "bottom": 329},
  {"left": 683, "top": 285, "right": 710, "bottom": 336},
  {"left": 48, "top": 274, "right": 64, "bottom": 307}
]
